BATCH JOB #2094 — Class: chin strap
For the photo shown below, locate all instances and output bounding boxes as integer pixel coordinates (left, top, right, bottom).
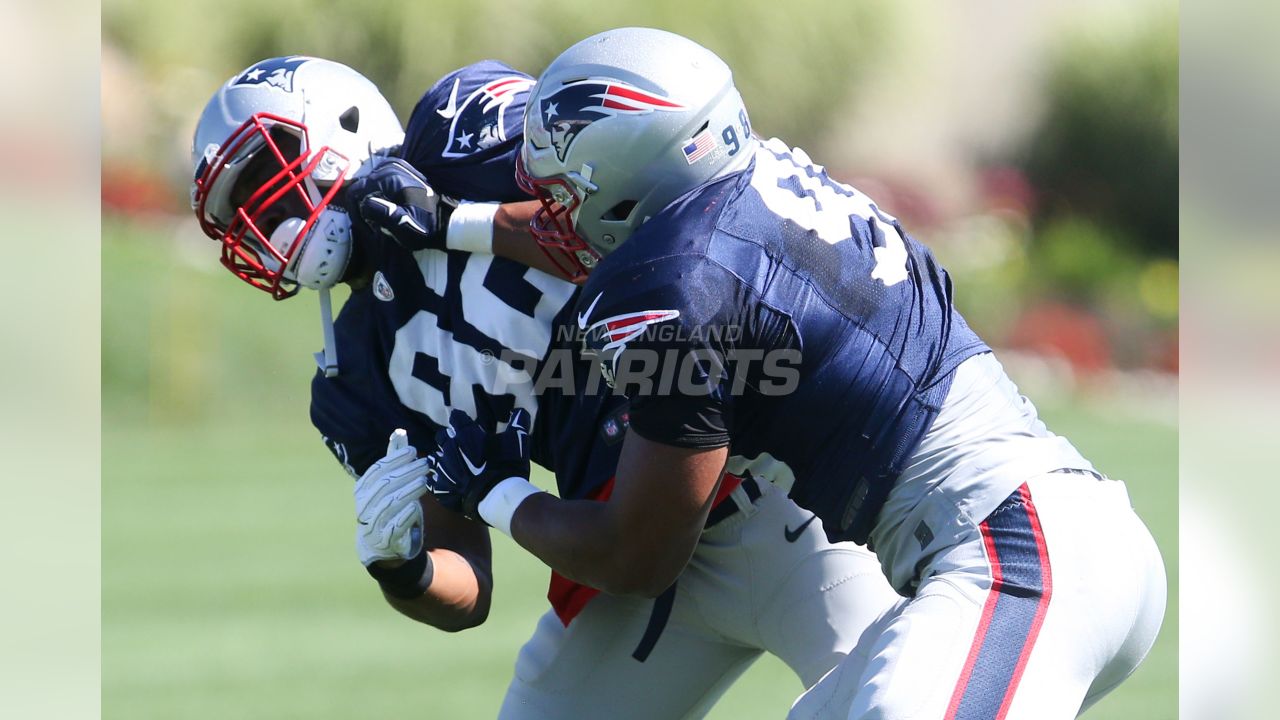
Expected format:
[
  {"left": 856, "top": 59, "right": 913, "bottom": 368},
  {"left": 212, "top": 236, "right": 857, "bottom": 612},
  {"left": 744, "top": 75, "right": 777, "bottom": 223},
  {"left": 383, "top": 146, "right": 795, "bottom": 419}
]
[{"left": 314, "top": 287, "right": 339, "bottom": 377}]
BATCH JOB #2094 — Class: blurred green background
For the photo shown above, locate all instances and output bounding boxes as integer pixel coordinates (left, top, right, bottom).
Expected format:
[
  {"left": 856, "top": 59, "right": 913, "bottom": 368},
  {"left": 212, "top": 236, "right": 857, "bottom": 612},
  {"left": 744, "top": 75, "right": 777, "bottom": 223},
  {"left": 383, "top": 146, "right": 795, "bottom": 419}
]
[{"left": 102, "top": 0, "right": 1177, "bottom": 717}]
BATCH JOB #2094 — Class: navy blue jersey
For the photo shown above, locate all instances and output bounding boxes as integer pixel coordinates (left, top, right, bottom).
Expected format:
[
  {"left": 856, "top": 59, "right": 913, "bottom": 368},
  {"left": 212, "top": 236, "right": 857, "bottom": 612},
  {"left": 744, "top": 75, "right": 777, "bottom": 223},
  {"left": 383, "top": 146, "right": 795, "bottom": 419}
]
[
  {"left": 575, "top": 139, "right": 989, "bottom": 543},
  {"left": 312, "top": 61, "right": 627, "bottom": 500},
  {"left": 399, "top": 60, "right": 533, "bottom": 203},
  {"left": 310, "top": 234, "right": 570, "bottom": 469},
  {"left": 309, "top": 234, "right": 629, "bottom": 499}
]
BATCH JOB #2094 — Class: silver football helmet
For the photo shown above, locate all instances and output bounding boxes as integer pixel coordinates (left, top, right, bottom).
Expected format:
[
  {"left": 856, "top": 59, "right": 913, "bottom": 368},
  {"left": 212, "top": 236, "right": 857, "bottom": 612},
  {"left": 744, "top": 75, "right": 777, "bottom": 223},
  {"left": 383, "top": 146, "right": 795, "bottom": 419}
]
[
  {"left": 518, "top": 28, "right": 756, "bottom": 279},
  {"left": 190, "top": 56, "right": 403, "bottom": 299},
  {"left": 191, "top": 56, "right": 403, "bottom": 376}
]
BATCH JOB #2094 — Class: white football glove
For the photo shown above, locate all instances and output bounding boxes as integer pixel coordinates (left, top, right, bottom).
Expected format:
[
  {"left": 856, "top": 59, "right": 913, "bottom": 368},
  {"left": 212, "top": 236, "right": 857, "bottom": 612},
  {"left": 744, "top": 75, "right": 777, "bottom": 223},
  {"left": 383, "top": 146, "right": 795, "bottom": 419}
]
[{"left": 354, "top": 429, "right": 433, "bottom": 566}]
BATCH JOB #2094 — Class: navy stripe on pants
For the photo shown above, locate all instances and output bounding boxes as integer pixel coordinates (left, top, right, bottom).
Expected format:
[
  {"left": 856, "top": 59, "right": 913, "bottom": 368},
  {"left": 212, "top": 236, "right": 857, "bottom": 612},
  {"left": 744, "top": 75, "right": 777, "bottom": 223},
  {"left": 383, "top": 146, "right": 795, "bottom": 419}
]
[{"left": 946, "top": 484, "right": 1053, "bottom": 720}]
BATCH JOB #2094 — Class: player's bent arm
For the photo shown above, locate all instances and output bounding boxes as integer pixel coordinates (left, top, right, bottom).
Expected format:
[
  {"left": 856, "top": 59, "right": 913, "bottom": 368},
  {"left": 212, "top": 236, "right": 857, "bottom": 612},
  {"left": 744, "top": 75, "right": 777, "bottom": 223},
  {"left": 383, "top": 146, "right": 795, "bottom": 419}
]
[
  {"left": 509, "top": 435, "right": 727, "bottom": 597},
  {"left": 378, "top": 495, "right": 494, "bottom": 632},
  {"left": 343, "top": 163, "right": 567, "bottom": 280},
  {"left": 488, "top": 200, "right": 578, "bottom": 281}
]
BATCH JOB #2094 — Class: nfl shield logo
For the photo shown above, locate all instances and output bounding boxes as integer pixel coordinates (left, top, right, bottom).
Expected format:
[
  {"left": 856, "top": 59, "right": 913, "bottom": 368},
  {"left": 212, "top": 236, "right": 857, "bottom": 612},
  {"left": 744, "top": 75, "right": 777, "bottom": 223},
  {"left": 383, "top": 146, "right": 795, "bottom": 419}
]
[
  {"left": 373, "top": 271, "right": 395, "bottom": 302},
  {"left": 599, "top": 405, "right": 631, "bottom": 446}
]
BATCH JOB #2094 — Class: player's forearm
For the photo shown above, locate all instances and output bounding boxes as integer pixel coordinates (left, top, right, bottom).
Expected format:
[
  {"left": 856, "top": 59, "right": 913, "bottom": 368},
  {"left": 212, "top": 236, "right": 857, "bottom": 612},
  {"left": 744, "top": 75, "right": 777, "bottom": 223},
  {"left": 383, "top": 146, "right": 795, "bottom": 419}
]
[
  {"left": 476, "top": 434, "right": 721, "bottom": 598},
  {"left": 490, "top": 201, "right": 578, "bottom": 281},
  {"left": 509, "top": 494, "right": 695, "bottom": 598},
  {"left": 379, "top": 548, "right": 493, "bottom": 632}
]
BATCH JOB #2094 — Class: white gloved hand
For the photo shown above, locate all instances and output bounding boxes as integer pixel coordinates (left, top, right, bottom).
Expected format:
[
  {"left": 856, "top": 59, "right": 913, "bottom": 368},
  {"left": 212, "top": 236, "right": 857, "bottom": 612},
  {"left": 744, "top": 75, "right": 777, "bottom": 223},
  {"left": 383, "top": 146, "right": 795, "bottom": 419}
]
[{"left": 354, "top": 429, "right": 433, "bottom": 566}]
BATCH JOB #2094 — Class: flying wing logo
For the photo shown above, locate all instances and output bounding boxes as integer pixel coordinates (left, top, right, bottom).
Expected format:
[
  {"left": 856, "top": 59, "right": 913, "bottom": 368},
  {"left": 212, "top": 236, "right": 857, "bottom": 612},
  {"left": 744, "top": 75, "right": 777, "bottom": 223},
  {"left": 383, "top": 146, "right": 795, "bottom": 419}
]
[
  {"left": 230, "top": 56, "right": 313, "bottom": 93},
  {"left": 438, "top": 76, "right": 536, "bottom": 159},
  {"left": 590, "top": 311, "right": 682, "bottom": 352},
  {"left": 537, "top": 79, "right": 686, "bottom": 161},
  {"left": 582, "top": 309, "right": 681, "bottom": 387}
]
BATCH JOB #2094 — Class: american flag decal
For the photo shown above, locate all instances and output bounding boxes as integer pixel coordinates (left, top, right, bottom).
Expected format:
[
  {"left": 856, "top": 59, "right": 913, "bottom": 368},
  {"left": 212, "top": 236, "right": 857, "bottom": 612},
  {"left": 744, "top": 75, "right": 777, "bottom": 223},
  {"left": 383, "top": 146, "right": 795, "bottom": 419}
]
[{"left": 682, "top": 129, "right": 716, "bottom": 164}]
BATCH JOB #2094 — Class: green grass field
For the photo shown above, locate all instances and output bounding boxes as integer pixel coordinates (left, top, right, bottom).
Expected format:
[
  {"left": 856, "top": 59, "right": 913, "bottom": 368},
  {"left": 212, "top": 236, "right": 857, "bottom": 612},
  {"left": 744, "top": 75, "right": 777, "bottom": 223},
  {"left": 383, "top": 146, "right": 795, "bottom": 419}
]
[{"left": 103, "top": 219, "right": 1176, "bottom": 718}]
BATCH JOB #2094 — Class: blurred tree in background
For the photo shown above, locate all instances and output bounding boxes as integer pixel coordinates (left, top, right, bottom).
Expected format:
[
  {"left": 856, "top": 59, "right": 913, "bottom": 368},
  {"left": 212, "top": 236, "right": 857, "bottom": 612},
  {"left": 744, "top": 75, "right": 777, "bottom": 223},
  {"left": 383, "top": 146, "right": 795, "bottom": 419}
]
[
  {"left": 1016, "top": 12, "right": 1178, "bottom": 258},
  {"left": 103, "top": 0, "right": 893, "bottom": 199},
  {"left": 960, "top": 7, "right": 1179, "bottom": 371}
]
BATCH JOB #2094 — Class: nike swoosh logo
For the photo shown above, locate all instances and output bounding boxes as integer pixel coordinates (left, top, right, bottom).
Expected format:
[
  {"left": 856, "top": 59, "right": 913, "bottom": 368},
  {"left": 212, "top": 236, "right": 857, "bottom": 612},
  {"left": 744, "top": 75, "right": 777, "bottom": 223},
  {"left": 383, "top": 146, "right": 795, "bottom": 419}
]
[
  {"left": 366, "top": 196, "right": 398, "bottom": 214},
  {"left": 436, "top": 78, "right": 461, "bottom": 119},
  {"left": 461, "top": 451, "right": 487, "bottom": 477},
  {"left": 784, "top": 514, "right": 817, "bottom": 543},
  {"left": 578, "top": 292, "right": 603, "bottom": 330},
  {"left": 398, "top": 213, "right": 427, "bottom": 233}
]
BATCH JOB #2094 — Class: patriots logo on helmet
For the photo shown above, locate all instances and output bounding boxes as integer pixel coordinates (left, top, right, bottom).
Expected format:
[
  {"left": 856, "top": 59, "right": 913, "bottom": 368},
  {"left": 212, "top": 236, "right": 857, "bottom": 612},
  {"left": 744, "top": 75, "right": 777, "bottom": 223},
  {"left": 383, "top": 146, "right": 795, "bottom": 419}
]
[
  {"left": 536, "top": 79, "right": 686, "bottom": 161},
  {"left": 231, "top": 56, "right": 313, "bottom": 93},
  {"left": 437, "top": 75, "right": 536, "bottom": 158}
]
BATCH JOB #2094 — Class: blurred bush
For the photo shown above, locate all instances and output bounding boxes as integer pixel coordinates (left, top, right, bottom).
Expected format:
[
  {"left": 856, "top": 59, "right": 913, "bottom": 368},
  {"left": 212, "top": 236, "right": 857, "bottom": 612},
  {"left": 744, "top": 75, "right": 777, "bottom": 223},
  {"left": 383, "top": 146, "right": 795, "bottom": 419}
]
[
  {"left": 1016, "top": 10, "right": 1178, "bottom": 258},
  {"left": 946, "top": 7, "right": 1179, "bottom": 372}
]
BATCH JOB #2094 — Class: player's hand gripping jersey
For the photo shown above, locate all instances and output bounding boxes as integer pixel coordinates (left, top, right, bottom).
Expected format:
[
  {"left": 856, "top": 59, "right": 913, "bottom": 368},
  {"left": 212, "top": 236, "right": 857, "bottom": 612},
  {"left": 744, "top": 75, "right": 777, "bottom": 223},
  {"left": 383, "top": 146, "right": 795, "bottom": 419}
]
[{"left": 576, "top": 139, "right": 989, "bottom": 544}]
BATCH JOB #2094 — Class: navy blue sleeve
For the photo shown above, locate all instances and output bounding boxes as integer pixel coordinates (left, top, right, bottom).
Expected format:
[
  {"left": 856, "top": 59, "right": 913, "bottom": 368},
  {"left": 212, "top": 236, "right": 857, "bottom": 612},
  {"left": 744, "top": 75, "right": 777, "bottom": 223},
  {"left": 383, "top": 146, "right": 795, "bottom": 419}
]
[
  {"left": 398, "top": 60, "right": 535, "bottom": 203},
  {"left": 575, "top": 255, "right": 737, "bottom": 450}
]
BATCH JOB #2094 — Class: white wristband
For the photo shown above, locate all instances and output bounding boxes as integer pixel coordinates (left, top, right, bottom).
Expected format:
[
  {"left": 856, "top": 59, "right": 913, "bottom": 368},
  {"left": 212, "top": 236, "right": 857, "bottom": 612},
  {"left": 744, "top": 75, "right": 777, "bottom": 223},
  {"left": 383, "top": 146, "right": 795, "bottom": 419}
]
[
  {"left": 478, "top": 476, "right": 544, "bottom": 537},
  {"left": 445, "top": 201, "right": 499, "bottom": 254}
]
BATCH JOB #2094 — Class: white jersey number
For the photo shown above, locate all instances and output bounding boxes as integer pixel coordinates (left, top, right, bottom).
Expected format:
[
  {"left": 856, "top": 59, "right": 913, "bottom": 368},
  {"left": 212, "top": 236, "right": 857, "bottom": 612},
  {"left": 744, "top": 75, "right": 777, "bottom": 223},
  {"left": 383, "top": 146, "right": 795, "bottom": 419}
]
[
  {"left": 750, "top": 138, "right": 908, "bottom": 286},
  {"left": 389, "top": 250, "right": 577, "bottom": 428}
]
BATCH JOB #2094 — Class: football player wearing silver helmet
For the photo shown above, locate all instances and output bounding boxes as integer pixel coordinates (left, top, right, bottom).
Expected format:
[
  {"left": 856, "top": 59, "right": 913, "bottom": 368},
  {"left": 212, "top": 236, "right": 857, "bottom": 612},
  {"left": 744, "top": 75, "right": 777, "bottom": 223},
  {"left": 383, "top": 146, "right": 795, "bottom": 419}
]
[
  {"left": 190, "top": 56, "right": 902, "bottom": 720},
  {"left": 191, "top": 56, "right": 558, "bottom": 376},
  {"left": 516, "top": 30, "right": 753, "bottom": 281},
  {"left": 429, "top": 27, "right": 1167, "bottom": 720},
  {"left": 191, "top": 56, "right": 405, "bottom": 376}
]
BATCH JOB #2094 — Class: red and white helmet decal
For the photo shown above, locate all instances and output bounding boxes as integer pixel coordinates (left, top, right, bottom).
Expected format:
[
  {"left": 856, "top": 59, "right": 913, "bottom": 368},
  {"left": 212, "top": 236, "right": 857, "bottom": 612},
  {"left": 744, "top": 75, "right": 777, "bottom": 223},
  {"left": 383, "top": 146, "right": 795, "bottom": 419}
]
[{"left": 531, "top": 79, "right": 686, "bottom": 162}]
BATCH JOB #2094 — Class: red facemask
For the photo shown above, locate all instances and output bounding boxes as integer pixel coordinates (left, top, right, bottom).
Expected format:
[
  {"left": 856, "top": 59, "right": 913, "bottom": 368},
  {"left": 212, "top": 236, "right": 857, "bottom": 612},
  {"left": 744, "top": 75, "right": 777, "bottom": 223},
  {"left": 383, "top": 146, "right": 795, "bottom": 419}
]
[
  {"left": 192, "top": 113, "right": 350, "bottom": 299},
  {"left": 515, "top": 154, "right": 599, "bottom": 283}
]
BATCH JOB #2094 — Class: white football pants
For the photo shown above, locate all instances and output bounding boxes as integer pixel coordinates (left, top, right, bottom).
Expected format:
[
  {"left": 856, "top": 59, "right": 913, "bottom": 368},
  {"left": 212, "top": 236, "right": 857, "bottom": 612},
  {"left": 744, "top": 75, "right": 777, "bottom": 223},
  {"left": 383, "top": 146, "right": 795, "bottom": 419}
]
[
  {"left": 498, "top": 480, "right": 901, "bottom": 719},
  {"left": 787, "top": 470, "right": 1166, "bottom": 719}
]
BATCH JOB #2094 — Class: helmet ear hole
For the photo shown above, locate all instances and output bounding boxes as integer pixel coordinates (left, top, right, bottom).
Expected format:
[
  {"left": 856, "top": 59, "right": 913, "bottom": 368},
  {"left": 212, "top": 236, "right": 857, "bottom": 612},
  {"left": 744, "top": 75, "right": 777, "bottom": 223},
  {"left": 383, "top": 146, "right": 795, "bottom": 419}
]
[
  {"left": 338, "top": 106, "right": 360, "bottom": 132},
  {"left": 602, "top": 200, "right": 638, "bottom": 222}
]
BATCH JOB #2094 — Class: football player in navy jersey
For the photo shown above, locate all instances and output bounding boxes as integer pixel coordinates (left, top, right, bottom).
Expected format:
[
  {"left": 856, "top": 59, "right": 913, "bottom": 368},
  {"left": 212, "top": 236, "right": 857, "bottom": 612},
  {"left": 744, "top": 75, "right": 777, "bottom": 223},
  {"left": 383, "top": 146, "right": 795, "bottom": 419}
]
[
  {"left": 425, "top": 28, "right": 1168, "bottom": 719},
  {"left": 190, "top": 56, "right": 901, "bottom": 718}
]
